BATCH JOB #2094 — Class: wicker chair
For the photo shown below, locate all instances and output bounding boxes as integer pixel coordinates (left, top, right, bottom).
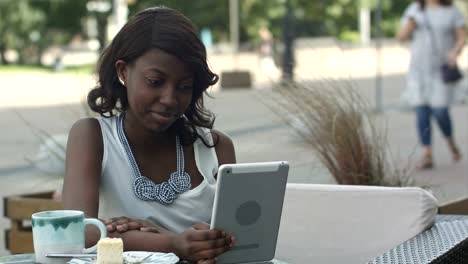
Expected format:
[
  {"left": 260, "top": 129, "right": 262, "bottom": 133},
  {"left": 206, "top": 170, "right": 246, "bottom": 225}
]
[{"left": 369, "top": 215, "right": 468, "bottom": 264}]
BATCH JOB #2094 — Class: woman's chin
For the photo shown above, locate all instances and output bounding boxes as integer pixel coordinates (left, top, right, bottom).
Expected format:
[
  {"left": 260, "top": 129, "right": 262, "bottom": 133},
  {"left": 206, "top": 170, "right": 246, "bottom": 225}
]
[{"left": 147, "top": 120, "right": 175, "bottom": 134}]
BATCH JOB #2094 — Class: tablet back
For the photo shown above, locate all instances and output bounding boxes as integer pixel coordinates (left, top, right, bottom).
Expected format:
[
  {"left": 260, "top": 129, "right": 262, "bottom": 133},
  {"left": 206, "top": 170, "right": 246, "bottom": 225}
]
[{"left": 211, "top": 161, "right": 289, "bottom": 264}]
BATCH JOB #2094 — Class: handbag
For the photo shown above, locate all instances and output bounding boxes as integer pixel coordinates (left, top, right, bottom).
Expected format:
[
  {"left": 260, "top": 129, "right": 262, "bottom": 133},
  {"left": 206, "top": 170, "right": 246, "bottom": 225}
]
[
  {"left": 424, "top": 12, "right": 463, "bottom": 84},
  {"left": 441, "top": 63, "right": 463, "bottom": 83}
]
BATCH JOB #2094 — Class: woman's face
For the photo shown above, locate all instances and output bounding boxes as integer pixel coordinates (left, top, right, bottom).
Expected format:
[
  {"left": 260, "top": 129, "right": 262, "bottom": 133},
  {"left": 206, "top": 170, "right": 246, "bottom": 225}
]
[{"left": 116, "top": 48, "right": 194, "bottom": 133}]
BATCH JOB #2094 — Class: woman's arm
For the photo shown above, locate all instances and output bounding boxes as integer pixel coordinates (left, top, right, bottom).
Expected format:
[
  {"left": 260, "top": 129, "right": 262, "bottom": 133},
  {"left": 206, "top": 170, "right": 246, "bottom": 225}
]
[
  {"left": 212, "top": 129, "right": 236, "bottom": 166},
  {"left": 63, "top": 118, "right": 105, "bottom": 245},
  {"left": 448, "top": 27, "right": 466, "bottom": 66},
  {"left": 397, "top": 17, "right": 417, "bottom": 42}
]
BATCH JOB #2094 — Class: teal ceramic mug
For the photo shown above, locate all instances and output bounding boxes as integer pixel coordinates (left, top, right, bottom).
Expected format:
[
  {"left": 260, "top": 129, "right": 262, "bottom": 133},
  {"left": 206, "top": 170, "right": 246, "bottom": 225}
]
[{"left": 32, "top": 210, "right": 107, "bottom": 264}]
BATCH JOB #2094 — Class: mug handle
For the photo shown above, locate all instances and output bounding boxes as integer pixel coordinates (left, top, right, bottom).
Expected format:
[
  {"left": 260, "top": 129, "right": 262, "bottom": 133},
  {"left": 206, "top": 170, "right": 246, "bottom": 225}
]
[{"left": 83, "top": 218, "right": 107, "bottom": 253}]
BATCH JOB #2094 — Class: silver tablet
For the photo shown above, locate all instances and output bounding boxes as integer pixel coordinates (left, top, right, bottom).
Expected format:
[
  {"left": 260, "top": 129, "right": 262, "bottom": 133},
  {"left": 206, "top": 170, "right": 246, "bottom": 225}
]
[{"left": 210, "top": 161, "right": 289, "bottom": 264}]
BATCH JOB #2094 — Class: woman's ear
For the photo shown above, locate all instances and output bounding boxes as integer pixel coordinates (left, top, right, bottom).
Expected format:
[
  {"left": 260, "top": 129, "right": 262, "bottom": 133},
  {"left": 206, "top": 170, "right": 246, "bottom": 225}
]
[{"left": 115, "top": 60, "right": 127, "bottom": 86}]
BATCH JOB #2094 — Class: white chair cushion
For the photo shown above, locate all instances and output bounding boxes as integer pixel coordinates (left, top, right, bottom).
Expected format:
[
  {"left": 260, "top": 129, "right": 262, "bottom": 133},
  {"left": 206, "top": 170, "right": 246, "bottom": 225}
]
[{"left": 275, "top": 184, "right": 438, "bottom": 264}]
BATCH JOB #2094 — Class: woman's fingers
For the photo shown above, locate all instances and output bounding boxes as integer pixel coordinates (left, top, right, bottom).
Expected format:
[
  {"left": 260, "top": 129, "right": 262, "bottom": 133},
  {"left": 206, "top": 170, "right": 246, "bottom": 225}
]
[
  {"left": 193, "top": 243, "right": 229, "bottom": 261},
  {"left": 105, "top": 224, "right": 116, "bottom": 232},
  {"left": 126, "top": 221, "right": 143, "bottom": 230},
  {"left": 192, "top": 222, "right": 210, "bottom": 230},
  {"left": 189, "top": 229, "right": 235, "bottom": 248},
  {"left": 105, "top": 216, "right": 128, "bottom": 224},
  {"left": 115, "top": 217, "right": 132, "bottom": 225},
  {"left": 187, "top": 229, "right": 225, "bottom": 241},
  {"left": 104, "top": 217, "right": 146, "bottom": 232},
  {"left": 140, "top": 227, "right": 160, "bottom": 233},
  {"left": 182, "top": 236, "right": 230, "bottom": 260},
  {"left": 228, "top": 235, "right": 236, "bottom": 247},
  {"left": 176, "top": 226, "right": 234, "bottom": 262},
  {"left": 115, "top": 223, "right": 129, "bottom": 232},
  {"left": 197, "top": 259, "right": 217, "bottom": 264}
]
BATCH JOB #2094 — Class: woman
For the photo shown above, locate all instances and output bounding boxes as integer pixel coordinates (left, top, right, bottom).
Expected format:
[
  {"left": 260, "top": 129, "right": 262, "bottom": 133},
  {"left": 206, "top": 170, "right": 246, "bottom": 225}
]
[
  {"left": 63, "top": 6, "right": 235, "bottom": 264},
  {"left": 397, "top": 0, "right": 465, "bottom": 169}
]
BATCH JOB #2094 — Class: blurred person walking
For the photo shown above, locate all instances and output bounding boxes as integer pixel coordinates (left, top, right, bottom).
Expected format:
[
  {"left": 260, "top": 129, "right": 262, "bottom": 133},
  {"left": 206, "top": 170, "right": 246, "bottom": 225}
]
[
  {"left": 397, "top": 0, "right": 466, "bottom": 169},
  {"left": 258, "top": 27, "right": 280, "bottom": 80}
]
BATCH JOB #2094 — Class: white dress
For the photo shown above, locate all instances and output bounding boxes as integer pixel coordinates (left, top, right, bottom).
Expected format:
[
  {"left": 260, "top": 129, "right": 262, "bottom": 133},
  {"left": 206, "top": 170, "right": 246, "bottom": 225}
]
[
  {"left": 96, "top": 115, "right": 219, "bottom": 233},
  {"left": 401, "top": 3, "right": 465, "bottom": 107}
]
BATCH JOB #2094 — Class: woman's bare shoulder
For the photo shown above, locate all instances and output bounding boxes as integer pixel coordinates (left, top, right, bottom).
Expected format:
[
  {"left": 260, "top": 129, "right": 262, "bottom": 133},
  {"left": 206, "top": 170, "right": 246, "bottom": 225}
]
[
  {"left": 68, "top": 117, "right": 102, "bottom": 148},
  {"left": 211, "top": 129, "right": 236, "bottom": 165},
  {"left": 211, "top": 129, "right": 232, "bottom": 144},
  {"left": 71, "top": 117, "right": 100, "bottom": 130}
]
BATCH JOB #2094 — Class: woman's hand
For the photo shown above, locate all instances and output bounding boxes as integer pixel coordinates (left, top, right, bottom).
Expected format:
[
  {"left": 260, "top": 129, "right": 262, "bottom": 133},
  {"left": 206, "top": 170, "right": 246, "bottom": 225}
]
[
  {"left": 196, "top": 259, "right": 217, "bottom": 264},
  {"left": 448, "top": 49, "right": 459, "bottom": 68},
  {"left": 172, "top": 223, "right": 235, "bottom": 263},
  {"left": 105, "top": 216, "right": 162, "bottom": 233}
]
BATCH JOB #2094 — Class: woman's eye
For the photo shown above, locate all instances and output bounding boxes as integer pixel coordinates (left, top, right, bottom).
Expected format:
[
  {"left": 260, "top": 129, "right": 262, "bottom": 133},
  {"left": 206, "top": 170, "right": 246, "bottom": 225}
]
[
  {"left": 147, "top": 78, "right": 163, "bottom": 87},
  {"left": 178, "top": 84, "right": 193, "bottom": 91}
]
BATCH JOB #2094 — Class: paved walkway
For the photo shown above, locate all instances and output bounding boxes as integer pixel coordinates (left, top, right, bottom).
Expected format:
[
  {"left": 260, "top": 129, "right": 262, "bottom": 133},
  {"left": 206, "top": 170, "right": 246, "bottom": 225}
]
[{"left": 0, "top": 43, "right": 467, "bottom": 255}]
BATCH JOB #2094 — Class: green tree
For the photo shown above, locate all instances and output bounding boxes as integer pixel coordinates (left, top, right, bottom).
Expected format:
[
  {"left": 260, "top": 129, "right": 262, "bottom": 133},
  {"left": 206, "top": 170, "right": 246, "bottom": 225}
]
[
  {"left": 129, "top": 1, "right": 229, "bottom": 42},
  {"left": 125, "top": 0, "right": 416, "bottom": 46},
  {"left": 30, "top": 0, "right": 89, "bottom": 65},
  {"left": 377, "top": 0, "right": 410, "bottom": 37},
  {"left": 0, "top": 0, "right": 89, "bottom": 65},
  {"left": 128, "top": 0, "right": 328, "bottom": 45},
  {"left": 0, "top": 1, "right": 45, "bottom": 64}
]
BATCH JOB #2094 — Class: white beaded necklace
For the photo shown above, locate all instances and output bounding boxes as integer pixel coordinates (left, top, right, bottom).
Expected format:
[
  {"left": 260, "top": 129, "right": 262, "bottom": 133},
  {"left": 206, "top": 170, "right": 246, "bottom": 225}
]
[{"left": 117, "top": 114, "right": 191, "bottom": 204}]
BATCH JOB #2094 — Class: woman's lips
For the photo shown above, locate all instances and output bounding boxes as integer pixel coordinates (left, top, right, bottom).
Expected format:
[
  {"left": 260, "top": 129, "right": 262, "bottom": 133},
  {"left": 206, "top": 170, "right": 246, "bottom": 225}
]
[{"left": 151, "top": 111, "right": 178, "bottom": 124}]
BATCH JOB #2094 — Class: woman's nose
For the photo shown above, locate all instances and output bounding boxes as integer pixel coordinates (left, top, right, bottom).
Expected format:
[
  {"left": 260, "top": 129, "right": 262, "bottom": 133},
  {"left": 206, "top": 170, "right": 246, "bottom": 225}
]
[{"left": 159, "top": 86, "right": 178, "bottom": 107}]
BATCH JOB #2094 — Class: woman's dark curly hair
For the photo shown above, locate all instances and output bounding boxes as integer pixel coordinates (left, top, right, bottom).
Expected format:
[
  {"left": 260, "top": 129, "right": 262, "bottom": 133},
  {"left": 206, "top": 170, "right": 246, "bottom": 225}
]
[
  {"left": 88, "top": 6, "right": 219, "bottom": 146},
  {"left": 417, "top": 0, "right": 452, "bottom": 9}
]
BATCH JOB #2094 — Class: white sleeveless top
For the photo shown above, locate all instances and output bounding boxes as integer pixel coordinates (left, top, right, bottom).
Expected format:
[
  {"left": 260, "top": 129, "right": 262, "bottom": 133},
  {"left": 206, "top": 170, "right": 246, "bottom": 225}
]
[{"left": 97, "top": 115, "right": 219, "bottom": 233}]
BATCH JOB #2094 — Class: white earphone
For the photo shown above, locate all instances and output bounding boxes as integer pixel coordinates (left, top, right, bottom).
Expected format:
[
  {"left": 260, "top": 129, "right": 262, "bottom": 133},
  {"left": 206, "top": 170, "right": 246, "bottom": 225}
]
[{"left": 118, "top": 77, "right": 125, "bottom": 85}]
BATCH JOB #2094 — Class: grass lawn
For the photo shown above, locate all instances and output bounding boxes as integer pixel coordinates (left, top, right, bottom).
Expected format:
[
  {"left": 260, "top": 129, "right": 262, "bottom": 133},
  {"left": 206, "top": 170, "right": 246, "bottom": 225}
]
[{"left": 0, "top": 64, "right": 95, "bottom": 75}]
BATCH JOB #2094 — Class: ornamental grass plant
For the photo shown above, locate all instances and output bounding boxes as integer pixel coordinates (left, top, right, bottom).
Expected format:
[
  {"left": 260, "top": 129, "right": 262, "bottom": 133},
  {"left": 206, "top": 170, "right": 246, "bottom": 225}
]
[{"left": 268, "top": 78, "right": 413, "bottom": 186}]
